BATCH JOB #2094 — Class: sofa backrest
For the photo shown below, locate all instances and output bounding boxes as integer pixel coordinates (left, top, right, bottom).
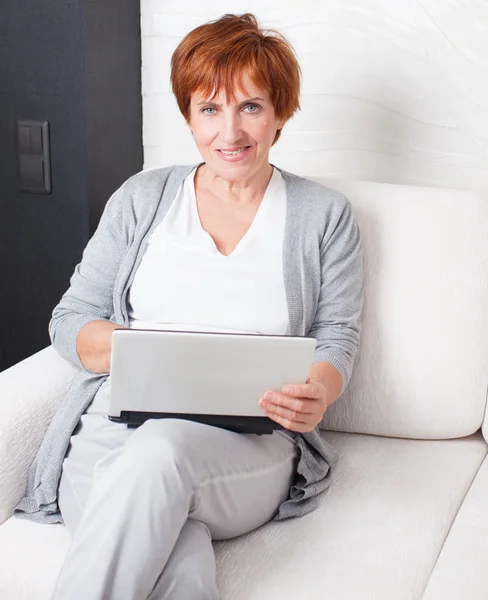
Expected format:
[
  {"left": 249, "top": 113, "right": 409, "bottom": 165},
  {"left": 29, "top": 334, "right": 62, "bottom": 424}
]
[{"left": 312, "top": 178, "right": 488, "bottom": 441}]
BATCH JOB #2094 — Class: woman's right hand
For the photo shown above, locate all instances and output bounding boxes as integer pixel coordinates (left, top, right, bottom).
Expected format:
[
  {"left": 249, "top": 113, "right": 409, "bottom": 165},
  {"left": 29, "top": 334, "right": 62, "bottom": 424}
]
[{"left": 76, "top": 320, "right": 126, "bottom": 374}]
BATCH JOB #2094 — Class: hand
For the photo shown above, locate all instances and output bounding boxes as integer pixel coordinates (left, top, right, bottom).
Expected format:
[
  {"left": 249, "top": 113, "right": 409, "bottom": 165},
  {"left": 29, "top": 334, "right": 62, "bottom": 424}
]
[{"left": 258, "top": 378, "right": 328, "bottom": 433}]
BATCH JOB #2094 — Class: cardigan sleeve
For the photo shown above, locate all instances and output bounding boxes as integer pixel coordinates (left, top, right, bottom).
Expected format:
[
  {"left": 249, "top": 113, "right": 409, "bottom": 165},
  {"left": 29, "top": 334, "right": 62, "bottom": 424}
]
[
  {"left": 308, "top": 199, "right": 364, "bottom": 395},
  {"left": 48, "top": 182, "right": 131, "bottom": 370}
]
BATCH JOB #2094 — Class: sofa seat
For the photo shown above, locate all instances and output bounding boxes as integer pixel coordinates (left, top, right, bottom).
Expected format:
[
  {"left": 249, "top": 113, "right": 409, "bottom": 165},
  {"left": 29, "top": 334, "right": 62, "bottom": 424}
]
[{"left": 1, "top": 429, "right": 486, "bottom": 600}]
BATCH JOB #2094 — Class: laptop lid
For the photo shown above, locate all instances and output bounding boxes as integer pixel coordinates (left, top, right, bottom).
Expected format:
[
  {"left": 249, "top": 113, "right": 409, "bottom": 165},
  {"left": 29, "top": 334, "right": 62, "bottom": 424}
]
[{"left": 108, "top": 329, "right": 316, "bottom": 433}]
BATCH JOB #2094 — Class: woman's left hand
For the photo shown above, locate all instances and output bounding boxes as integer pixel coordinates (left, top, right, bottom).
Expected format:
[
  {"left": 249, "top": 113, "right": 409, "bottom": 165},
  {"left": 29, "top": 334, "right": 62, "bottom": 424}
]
[{"left": 258, "top": 378, "right": 328, "bottom": 433}]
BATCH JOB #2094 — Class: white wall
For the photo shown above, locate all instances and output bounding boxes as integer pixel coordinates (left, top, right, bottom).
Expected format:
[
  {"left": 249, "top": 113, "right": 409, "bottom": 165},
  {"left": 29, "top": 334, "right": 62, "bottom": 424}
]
[{"left": 141, "top": 0, "right": 488, "bottom": 192}]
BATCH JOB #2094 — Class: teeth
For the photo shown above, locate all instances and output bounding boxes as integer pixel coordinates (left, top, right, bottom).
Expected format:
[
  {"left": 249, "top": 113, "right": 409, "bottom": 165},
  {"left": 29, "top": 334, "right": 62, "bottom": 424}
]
[{"left": 220, "top": 147, "right": 247, "bottom": 155}]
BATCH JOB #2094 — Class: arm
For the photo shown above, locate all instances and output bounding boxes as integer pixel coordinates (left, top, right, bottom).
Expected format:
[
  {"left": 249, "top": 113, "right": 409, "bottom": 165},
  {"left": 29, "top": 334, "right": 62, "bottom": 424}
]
[
  {"left": 49, "top": 181, "right": 132, "bottom": 372},
  {"left": 76, "top": 320, "right": 126, "bottom": 374},
  {"left": 309, "top": 361, "right": 343, "bottom": 409},
  {"left": 308, "top": 198, "right": 364, "bottom": 396},
  {"left": 260, "top": 197, "right": 364, "bottom": 432}
]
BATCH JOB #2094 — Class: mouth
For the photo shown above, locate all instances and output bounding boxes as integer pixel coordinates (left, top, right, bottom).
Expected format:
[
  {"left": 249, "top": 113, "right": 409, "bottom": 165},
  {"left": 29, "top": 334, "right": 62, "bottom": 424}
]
[{"left": 216, "top": 146, "right": 252, "bottom": 161}]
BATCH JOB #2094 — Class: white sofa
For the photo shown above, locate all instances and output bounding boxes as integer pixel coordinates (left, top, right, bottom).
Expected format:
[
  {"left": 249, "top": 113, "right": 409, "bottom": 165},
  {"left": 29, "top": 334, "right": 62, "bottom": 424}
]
[{"left": 1, "top": 178, "right": 487, "bottom": 600}]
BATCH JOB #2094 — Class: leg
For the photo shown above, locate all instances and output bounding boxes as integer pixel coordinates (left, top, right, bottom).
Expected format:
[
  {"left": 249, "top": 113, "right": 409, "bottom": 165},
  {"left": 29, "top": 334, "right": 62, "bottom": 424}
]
[
  {"left": 147, "top": 519, "right": 218, "bottom": 600},
  {"left": 56, "top": 379, "right": 133, "bottom": 536},
  {"left": 55, "top": 382, "right": 219, "bottom": 600},
  {"left": 59, "top": 462, "right": 218, "bottom": 600},
  {"left": 53, "top": 417, "right": 298, "bottom": 600},
  {"left": 60, "top": 458, "right": 218, "bottom": 600}
]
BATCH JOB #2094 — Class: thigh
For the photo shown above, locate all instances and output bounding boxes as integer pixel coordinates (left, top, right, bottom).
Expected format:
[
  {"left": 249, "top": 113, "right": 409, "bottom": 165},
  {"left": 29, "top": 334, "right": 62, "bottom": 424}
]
[
  {"left": 58, "top": 379, "right": 134, "bottom": 534},
  {"left": 59, "top": 382, "right": 299, "bottom": 540},
  {"left": 123, "top": 418, "right": 299, "bottom": 541},
  {"left": 193, "top": 428, "right": 299, "bottom": 540}
]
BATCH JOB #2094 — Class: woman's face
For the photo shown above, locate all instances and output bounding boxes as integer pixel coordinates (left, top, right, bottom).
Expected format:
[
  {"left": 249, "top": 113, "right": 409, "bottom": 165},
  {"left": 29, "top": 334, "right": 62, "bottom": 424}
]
[{"left": 188, "top": 72, "right": 285, "bottom": 183}]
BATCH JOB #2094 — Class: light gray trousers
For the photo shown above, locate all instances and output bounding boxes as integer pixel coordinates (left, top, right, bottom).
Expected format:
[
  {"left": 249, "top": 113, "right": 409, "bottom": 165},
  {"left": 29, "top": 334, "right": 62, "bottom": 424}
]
[{"left": 52, "top": 380, "right": 299, "bottom": 600}]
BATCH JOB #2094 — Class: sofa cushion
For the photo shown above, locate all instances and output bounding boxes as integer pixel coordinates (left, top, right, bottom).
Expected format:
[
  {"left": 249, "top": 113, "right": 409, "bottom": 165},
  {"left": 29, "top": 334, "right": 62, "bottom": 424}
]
[
  {"left": 1, "top": 430, "right": 486, "bottom": 600},
  {"left": 313, "top": 179, "right": 488, "bottom": 440},
  {"left": 214, "top": 430, "right": 487, "bottom": 599}
]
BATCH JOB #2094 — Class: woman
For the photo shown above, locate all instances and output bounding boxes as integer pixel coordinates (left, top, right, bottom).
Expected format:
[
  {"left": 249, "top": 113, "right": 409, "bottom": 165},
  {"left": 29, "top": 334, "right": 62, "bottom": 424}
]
[{"left": 14, "top": 13, "right": 363, "bottom": 600}]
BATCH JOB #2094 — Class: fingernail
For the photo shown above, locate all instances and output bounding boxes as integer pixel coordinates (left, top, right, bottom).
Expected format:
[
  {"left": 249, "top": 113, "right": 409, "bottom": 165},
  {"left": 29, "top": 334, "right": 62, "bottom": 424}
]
[
  {"left": 282, "top": 386, "right": 292, "bottom": 394},
  {"left": 266, "top": 392, "right": 273, "bottom": 401}
]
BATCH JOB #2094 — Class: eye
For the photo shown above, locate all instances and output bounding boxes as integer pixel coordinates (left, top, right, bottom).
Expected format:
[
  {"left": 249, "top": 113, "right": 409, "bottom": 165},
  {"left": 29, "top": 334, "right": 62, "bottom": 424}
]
[
  {"left": 202, "top": 106, "right": 217, "bottom": 115},
  {"left": 244, "top": 103, "right": 260, "bottom": 113}
]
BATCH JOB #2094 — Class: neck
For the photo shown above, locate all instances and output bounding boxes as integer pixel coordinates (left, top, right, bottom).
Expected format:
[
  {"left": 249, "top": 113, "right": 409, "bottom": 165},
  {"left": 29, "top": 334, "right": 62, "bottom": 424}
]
[{"left": 196, "top": 163, "right": 273, "bottom": 204}]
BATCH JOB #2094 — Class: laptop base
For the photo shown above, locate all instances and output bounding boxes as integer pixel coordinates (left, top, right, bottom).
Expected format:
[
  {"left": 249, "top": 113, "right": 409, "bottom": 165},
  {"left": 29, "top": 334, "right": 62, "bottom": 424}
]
[{"left": 109, "top": 411, "right": 280, "bottom": 435}]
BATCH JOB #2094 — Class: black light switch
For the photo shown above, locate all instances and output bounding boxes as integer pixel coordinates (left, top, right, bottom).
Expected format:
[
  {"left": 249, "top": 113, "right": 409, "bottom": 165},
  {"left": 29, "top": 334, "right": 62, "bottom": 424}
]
[
  {"left": 17, "top": 120, "right": 52, "bottom": 194},
  {"left": 30, "top": 126, "right": 43, "bottom": 155},
  {"left": 18, "top": 126, "right": 31, "bottom": 154},
  {"left": 19, "top": 155, "right": 45, "bottom": 188}
]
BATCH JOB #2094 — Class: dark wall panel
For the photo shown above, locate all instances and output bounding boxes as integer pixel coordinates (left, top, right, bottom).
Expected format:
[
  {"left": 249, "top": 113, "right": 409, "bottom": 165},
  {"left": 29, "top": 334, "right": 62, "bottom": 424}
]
[
  {"left": 0, "top": 0, "right": 142, "bottom": 371},
  {"left": 0, "top": 0, "right": 89, "bottom": 371},
  {"left": 82, "top": 0, "right": 143, "bottom": 231}
]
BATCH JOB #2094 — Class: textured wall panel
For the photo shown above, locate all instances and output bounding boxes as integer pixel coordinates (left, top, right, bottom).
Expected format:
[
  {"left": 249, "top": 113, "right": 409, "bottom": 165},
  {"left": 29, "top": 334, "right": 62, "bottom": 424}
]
[{"left": 141, "top": 0, "right": 488, "bottom": 191}]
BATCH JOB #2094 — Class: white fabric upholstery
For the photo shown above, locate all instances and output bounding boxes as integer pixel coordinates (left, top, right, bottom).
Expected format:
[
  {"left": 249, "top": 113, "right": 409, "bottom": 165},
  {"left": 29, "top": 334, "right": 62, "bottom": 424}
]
[
  {"left": 312, "top": 179, "right": 488, "bottom": 442},
  {"left": 0, "top": 347, "right": 78, "bottom": 525},
  {"left": 0, "top": 519, "right": 70, "bottom": 600},
  {"left": 214, "top": 430, "right": 487, "bottom": 600},
  {"left": 0, "top": 430, "right": 486, "bottom": 600},
  {"left": 422, "top": 453, "right": 488, "bottom": 600},
  {"left": 482, "top": 401, "right": 488, "bottom": 444}
]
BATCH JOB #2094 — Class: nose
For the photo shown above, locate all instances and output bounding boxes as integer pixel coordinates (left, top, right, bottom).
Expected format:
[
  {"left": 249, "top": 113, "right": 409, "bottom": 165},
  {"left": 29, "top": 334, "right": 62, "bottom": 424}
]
[{"left": 221, "top": 111, "right": 243, "bottom": 145}]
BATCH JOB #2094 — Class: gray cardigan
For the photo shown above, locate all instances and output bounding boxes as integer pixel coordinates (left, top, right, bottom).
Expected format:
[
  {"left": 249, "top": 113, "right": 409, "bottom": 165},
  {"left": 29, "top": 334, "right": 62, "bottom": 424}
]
[{"left": 13, "top": 164, "right": 364, "bottom": 524}]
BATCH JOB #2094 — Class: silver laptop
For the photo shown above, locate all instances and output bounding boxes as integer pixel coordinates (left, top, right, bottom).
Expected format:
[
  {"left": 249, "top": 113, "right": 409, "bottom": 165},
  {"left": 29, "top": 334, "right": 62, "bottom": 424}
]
[{"left": 108, "top": 329, "right": 316, "bottom": 434}]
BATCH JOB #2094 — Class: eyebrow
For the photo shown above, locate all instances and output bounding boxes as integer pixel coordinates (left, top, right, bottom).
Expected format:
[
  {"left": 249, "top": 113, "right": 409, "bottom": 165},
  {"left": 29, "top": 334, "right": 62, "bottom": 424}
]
[{"left": 195, "top": 96, "right": 265, "bottom": 106}]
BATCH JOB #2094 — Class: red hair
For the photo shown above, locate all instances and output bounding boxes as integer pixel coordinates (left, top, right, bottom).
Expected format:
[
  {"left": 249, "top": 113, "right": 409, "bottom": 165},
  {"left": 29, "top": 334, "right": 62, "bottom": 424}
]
[{"left": 170, "top": 13, "right": 301, "bottom": 145}]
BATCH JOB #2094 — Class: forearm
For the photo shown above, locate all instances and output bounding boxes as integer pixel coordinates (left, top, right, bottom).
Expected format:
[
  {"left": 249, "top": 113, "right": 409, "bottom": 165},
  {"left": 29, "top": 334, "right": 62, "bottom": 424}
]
[
  {"left": 76, "top": 320, "right": 125, "bottom": 374},
  {"left": 309, "top": 361, "right": 343, "bottom": 408}
]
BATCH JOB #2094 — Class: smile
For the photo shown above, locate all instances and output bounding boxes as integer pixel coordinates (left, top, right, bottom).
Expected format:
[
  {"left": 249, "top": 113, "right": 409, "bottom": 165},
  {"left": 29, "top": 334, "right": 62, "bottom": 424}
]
[
  {"left": 219, "top": 146, "right": 250, "bottom": 155},
  {"left": 216, "top": 146, "right": 252, "bottom": 161}
]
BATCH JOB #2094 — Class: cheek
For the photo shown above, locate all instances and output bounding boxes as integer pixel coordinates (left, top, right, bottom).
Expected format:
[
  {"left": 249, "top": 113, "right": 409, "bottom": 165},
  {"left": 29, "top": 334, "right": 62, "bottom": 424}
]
[
  {"left": 191, "top": 124, "right": 215, "bottom": 147},
  {"left": 254, "top": 120, "right": 278, "bottom": 143}
]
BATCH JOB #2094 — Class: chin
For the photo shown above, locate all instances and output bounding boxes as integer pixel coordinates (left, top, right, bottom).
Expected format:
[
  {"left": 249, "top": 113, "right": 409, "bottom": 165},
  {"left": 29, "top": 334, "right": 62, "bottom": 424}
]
[{"left": 205, "top": 152, "right": 266, "bottom": 181}]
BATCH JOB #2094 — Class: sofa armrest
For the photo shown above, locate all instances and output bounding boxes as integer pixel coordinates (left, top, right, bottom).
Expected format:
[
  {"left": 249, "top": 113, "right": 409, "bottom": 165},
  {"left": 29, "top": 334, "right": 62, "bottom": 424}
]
[
  {"left": 482, "top": 403, "right": 488, "bottom": 445},
  {"left": 421, "top": 449, "right": 488, "bottom": 600},
  {"left": 0, "top": 347, "right": 78, "bottom": 524}
]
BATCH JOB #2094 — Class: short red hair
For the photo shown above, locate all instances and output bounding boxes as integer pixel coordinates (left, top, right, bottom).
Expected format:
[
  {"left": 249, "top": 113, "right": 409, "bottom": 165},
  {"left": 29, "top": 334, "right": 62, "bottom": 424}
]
[{"left": 170, "top": 13, "right": 301, "bottom": 145}]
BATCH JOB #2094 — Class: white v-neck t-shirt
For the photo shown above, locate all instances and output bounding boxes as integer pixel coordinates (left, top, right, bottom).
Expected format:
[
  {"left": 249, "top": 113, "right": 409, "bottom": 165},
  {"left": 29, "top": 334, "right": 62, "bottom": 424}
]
[{"left": 127, "top": 166, "right": 289, "bottom": 335}]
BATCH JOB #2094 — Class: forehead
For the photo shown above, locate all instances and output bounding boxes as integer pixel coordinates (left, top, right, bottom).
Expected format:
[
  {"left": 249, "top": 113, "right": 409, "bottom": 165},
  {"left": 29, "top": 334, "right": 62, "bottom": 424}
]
[{"left": 192, "top": 72, "right": 269, "bottom": 103}]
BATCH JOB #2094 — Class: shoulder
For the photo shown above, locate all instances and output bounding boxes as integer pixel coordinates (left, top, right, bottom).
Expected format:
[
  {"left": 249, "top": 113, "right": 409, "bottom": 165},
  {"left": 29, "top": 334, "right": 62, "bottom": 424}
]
[
  {"left": 104, "top": 164, "right": 198, "bottom": 218},
  {"left": 276, "top": 166, "right": 352, "bottom": 228},
  {"left": 124, "top": 164, "right": 197, "bottom": 200}
]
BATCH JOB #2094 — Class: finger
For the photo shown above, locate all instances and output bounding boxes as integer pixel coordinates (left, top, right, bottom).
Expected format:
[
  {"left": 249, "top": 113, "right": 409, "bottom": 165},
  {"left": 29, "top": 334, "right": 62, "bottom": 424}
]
[
  {"left": 281, "top": 382, "right": 322, "bottom": 399},
  {"left": 260, "top": 392, "right": 316, "bottom": 414},
  {"left": 262, "top": 399, "right": 313, "bottom": 425},
  {"left": 263, "top": 409, "right": 310, "bottom": 433}
]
